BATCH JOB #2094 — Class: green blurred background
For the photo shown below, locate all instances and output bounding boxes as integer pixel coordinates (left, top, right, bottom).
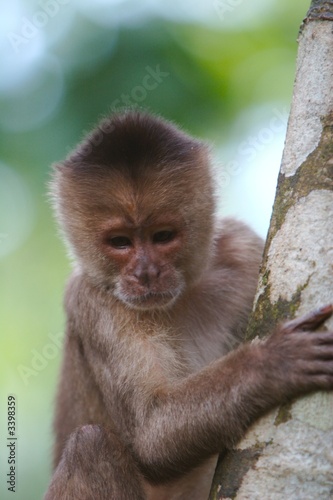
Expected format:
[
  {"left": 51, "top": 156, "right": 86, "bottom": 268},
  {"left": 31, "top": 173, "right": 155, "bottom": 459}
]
[{"left": 0, "top": 0, "right": 310, "bottom": 498}]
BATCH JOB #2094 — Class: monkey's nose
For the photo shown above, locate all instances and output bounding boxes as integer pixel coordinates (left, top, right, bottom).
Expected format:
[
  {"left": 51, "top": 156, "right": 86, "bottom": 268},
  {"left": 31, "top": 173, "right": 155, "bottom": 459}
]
[{"left": 134, "top": 264, "right": 160, "bottom": 286}]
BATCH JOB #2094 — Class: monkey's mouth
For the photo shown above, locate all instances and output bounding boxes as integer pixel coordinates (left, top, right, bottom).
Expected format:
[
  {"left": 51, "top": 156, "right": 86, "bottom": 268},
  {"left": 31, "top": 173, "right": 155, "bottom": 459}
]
[{"left": 119, "top": 290, "right": 180, "bottom": 310}]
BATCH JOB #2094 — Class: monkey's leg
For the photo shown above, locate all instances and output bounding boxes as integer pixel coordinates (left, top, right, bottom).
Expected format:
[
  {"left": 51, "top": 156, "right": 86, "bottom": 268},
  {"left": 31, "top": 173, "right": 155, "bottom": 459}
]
[{"left": 44, "top": 425, "right": 145, "bottom": 500}]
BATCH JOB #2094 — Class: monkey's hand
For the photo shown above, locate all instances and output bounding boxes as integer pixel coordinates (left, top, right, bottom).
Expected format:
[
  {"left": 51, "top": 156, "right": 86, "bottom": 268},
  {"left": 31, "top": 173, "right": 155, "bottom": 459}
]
[{"left": 262, "top": 304, "right": 333, "bottom": 398}]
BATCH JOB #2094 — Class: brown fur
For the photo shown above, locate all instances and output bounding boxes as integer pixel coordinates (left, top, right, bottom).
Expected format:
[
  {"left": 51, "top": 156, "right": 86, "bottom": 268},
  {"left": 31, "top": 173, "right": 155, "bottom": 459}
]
[{"left": 45, "top": 111, "right": 333, "bottom": 500}]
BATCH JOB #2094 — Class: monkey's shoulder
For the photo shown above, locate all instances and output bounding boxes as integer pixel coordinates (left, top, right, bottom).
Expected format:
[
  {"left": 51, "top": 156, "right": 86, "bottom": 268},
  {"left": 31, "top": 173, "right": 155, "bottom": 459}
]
[
  {"left": 213, "top": 217, "right": 264, "bottom": 271},
  {"left": 182, "top": 218, "right": 264, "bottom": 352}
]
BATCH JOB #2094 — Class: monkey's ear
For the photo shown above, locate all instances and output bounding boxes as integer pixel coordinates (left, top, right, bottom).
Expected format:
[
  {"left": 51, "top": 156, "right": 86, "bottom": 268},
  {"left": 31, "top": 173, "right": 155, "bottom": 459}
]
[
  {"left": 48, "top": 164, "right": 62, "bottom": 202},
  {"left": 48, "top": 162, "right": 72, "bottom": 211}
]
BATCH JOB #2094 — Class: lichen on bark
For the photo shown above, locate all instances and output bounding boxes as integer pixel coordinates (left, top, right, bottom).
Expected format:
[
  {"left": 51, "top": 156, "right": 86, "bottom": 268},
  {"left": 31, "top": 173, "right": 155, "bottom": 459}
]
[{"left": 246, "top": 110, "right": 333, "bottom": 341}]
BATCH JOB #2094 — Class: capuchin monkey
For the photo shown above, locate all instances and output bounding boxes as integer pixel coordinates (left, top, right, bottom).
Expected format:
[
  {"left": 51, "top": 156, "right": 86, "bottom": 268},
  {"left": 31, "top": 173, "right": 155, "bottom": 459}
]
[{"left": 45, "top": 110, "right": 333, "bottom": 500}]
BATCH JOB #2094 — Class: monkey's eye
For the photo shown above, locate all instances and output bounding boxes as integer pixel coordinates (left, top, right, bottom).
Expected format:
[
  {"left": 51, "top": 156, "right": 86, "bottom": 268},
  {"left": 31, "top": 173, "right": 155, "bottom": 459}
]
[
  {"left": 108, "top": 236, "right": 132, "bottom": 249},
  {"left": 153, "top": 230, "right": 175, "bottom": 244}
]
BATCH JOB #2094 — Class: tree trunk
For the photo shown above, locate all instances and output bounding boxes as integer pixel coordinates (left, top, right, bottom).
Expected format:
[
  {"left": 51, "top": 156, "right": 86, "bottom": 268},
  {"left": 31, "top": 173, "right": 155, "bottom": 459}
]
[{"left": 210, "top": 1, "right": 333, "bottom": 498}]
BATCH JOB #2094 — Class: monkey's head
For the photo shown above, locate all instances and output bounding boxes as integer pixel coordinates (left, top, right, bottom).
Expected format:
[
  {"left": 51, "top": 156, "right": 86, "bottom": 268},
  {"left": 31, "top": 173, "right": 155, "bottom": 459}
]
[{"left": 52, "top": 111, "right": 216, "bottom": 310}]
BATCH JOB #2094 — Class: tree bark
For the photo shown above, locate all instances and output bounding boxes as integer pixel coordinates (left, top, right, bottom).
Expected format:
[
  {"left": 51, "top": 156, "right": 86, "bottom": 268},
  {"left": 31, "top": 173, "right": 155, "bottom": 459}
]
[{"left": 210, "top": 1, "right": 333, "bottom": 498}]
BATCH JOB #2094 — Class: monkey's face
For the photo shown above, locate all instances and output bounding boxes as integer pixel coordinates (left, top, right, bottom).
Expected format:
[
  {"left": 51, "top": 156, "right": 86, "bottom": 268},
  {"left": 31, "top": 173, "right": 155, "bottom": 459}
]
[
  {"left": 54, "top": 170, "right": 214, "bottom": 311},
  {"left": 54, "top": 171, "right": 215, "bottom": 311},
  {"left": 52, "top": 111, "right": 216, "bottom": 310},
  {"left": 100, "top": 215, "right": 186, "bottom": 310}
]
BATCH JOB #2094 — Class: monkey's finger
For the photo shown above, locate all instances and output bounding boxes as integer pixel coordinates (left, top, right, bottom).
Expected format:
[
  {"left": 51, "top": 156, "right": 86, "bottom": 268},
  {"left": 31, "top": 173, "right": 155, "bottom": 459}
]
[
  {"left": 312, "top": 344, "right": 333, "bottom": 359},
  {"left": 284, "top": 304, "right": 333, "bottom": 333}
]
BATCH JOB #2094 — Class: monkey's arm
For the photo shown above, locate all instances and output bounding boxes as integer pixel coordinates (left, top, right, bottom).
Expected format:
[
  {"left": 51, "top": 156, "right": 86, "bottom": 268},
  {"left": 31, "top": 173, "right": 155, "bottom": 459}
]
[
  {"left": 131, "top": 306, "right": 333, "bottom": 483},
  {"left": 134, "top": 306, "right": 333, "bottom": 481},
  {"left": 75, "top": 289, "right": 332, "bottom": 484}
]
